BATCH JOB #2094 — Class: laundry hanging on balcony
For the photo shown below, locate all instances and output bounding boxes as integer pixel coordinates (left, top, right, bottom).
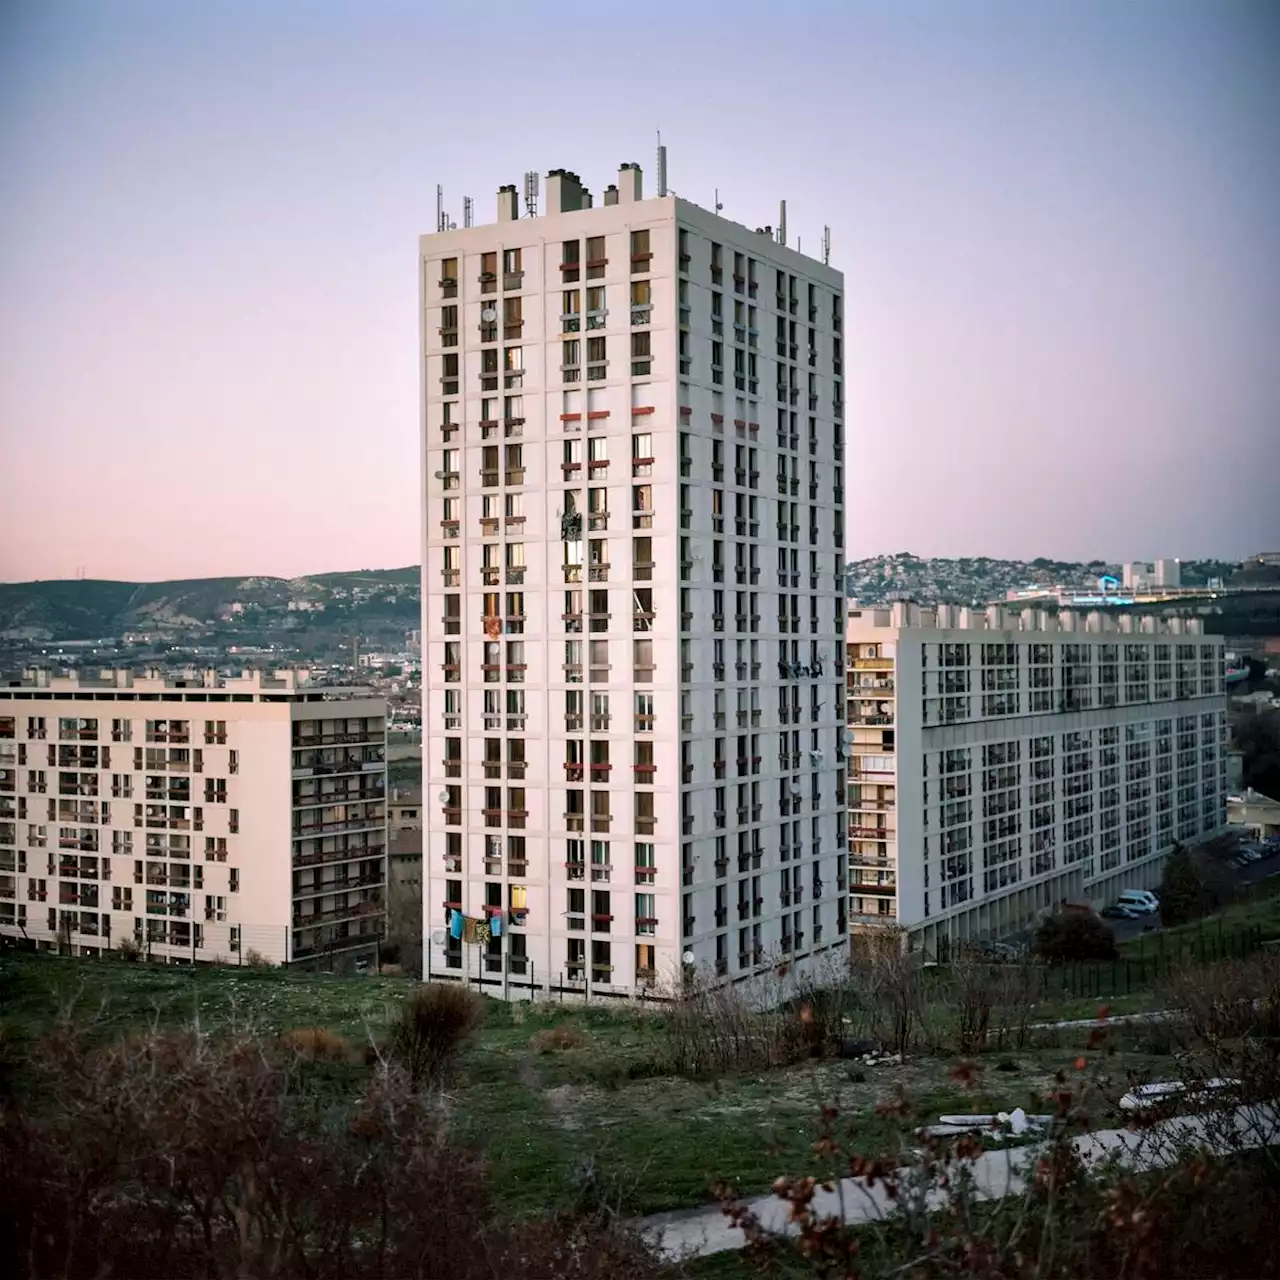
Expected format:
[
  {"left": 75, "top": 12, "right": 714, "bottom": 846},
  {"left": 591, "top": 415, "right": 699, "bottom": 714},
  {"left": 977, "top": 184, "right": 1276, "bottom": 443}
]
[
  {"left": 490, "top": 913, "right": 503, "bottom": 938},
  {"left": 449, "top": 909, "right": 463, "bottom": 940}
]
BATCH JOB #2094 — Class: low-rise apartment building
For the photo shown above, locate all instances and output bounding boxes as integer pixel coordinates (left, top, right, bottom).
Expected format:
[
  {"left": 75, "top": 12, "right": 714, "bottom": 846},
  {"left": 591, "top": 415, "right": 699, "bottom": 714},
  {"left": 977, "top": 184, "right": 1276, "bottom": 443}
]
[
  {"left": 0, "top": 668, "right": 387, "bottom": 967},
  {"left": 846, "top": 604, "right": 1227, "bottom": 954}
]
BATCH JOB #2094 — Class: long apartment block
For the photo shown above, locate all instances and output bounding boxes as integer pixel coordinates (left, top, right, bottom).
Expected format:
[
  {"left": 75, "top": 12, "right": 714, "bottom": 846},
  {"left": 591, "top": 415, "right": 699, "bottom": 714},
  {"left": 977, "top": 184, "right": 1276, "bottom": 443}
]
[
  {"left": 421, "top": 163, "right": 849, "bottom": 996},
  {"left": 0, "top": 668, "right": 388, "bottom": 966},
  {"left": 845, "top": 603, "right": 1228, "bottom": 954}
]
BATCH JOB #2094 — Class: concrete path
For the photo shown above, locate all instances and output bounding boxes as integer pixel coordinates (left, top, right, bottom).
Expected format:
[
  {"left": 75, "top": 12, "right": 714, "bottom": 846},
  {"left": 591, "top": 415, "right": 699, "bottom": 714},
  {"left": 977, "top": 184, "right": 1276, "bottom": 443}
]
[{"left": 642, "top": 1103, "right": 1279, "bottom": 1260}]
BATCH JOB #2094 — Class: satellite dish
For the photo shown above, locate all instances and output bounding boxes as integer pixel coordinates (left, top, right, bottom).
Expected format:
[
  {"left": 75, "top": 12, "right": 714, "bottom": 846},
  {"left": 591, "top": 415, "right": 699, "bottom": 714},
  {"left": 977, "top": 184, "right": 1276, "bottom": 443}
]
[
  {"left": 682, "top": 950, "right": 695, "bottom": 965},
  {"left": 437, "top": 790, "right": 450, "bottom": 804},
  {"left": 481, "top": 307, "right": 497, "bottom": 322}
]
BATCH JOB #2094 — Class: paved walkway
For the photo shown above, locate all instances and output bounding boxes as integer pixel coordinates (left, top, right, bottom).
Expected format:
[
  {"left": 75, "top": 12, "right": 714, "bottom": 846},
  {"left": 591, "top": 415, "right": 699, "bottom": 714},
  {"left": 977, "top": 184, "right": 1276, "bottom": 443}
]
[{"left": 641, "top": 1103, "right": 1279, "bottom": 1260}]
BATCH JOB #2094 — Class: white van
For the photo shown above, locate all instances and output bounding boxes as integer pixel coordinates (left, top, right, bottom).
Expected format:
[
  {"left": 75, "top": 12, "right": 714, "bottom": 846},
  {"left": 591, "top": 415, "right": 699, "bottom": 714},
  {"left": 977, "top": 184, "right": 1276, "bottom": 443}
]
[{"left": 1117, "top": 889, "right": 1160, "bottom": 915}]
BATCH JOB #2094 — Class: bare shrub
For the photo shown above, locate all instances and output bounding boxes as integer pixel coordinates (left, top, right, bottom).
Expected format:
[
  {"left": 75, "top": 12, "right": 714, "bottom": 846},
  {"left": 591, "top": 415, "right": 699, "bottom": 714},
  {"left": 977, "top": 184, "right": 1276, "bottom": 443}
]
[
  {"left": 717, "top": 1022, "right": 1280, "bottom": 1279},
  {"left": 660, "top": 966, "right": 812, "bottom": 1076},
  {"left": 530, "top": 1025, "right": 589, "bottom": 1053},
  {"left": 244, "top": 947, "right": 272, "bottom": 968},
  {"left": 989, "top": 963, "right": 1039, "bottom": 1052},
  {"left": 951, "top": 957, "right": 997, "bottom": 1054},
  {"left": 114, "top": 936, "right": 141, "bottom": 962},
  {"left": 850, "top": 927, "right": 926, "bottom": 1056},
  {"left": 1164, "top": 951, "right": 1280, "bottom": 1043},
  {"left": 0, "top": 1019, "right": 671, "bottom": 1280},
  {"left": 388, "top": 981, "right": 484, "bottom": 1087},
  {"left": 279, "top": 1026, "right": 352, "bottom": 1062}
]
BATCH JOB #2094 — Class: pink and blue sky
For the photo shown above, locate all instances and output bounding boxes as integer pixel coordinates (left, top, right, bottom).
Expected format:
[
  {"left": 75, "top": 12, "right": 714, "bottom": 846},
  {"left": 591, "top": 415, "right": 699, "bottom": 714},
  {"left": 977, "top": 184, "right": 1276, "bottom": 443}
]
[{"left": 1, "top": 0, "right": 1277, "bottom": 583}]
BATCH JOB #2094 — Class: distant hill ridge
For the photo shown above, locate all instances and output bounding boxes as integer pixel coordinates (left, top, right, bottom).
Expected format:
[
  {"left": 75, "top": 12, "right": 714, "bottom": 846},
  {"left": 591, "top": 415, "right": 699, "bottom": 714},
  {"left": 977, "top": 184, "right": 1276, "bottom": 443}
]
[
  {"left": 0, "top": 567, "right": 419, "bottom": 642},
  {"left": 0, "top": 556, "right": 1247, "bottom": 642}
]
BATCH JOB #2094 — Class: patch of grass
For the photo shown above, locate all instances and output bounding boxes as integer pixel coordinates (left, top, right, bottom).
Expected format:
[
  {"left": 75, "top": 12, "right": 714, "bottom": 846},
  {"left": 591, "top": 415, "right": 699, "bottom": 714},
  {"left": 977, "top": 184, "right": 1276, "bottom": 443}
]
[{"left": 0, "top": 953, "right": 1208, "bottom": 1221}]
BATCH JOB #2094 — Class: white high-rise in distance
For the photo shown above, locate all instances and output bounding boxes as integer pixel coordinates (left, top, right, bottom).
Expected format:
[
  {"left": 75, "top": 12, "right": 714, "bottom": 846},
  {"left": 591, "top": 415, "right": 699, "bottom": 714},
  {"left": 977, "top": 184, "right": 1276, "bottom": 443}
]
[{"left": 420, "top": 162, "right": 848, "bottom": 996}]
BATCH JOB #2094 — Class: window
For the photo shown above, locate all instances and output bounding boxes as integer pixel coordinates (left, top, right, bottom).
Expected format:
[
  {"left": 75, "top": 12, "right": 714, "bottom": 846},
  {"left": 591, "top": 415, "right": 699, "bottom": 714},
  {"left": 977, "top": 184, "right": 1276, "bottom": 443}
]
[
  {"left": 587, "top": 336, "right": 607, "bottom": 380},
  {"left": 441, "top": 352, "right": 459, "bottom": 395},
  {"left": 562, "top": 288, "right": 581, "bottom": 330},
  {"left": 561, "top": 239, "right": 580, "bottom": 282},
  {"left": 630, "top": 228, "right": 651, "bottom": 271},
  {"left": 634, "top": 638, "right": 654, "bottom": 683},
  {"left": 439, "top": 257, "right": 458, "bottom": 296},
  {"left": 502, "top": 295, "right": 523, "bottom": 338},
  {"left": 631, "top": 331, "right": 651, "bottom": 375},
  {"left": 635, "top": 692, "right": 655, "bottom": 730},
  {"left": 563, "top": 338, "right": 581, "bottom": 381},
  {"left": 586, "top": 235, "right": 606, "bottom": 278},
  {"left": 502, "top": 247, "right": 522, "bottom": 280}
]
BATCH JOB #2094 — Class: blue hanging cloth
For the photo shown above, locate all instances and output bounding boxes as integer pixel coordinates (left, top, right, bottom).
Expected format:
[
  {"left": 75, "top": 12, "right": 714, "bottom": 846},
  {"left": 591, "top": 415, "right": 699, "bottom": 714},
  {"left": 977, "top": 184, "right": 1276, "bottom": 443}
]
[
  {"left": 449, "top": 909, "right": 463, "bottom": 939},
  {"left": 491, "top": 913, "right": 502, "bottom": 938}
]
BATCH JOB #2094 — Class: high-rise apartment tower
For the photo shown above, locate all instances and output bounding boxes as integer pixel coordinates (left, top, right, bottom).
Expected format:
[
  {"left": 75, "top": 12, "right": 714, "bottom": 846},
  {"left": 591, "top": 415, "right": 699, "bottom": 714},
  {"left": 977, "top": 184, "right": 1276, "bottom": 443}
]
[{"left": 421, "top": 163, "right": 847, "bottom": 995}]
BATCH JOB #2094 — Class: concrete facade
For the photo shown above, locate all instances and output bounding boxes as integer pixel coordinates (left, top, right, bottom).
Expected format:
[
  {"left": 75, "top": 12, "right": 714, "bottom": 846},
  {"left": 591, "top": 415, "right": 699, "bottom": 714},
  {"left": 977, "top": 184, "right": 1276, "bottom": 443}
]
[
  {"left": 845, "top": 605, "right": 1228, "bottom": 954},
  {"left": 0, "top": 669, "right": 387, "bottom": 966},
  {"left": 420, "top": 166, "right": 847, "bottom": 996}
]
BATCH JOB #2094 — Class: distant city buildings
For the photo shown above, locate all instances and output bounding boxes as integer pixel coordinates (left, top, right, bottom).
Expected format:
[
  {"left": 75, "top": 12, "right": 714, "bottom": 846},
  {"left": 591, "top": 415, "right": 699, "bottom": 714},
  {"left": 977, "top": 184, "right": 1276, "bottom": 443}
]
[
  {"left": 1124, "top": 559, "right": 1181, "bottom": 591},
  {"left": 845, "top": 604, "right": 1227, "bottom": 954},
  {"left": 421, "top": 163, "right": 847, "bottom": 996},
  {"left": 0, "top": 668, "right": 388, "bottom": 967}
]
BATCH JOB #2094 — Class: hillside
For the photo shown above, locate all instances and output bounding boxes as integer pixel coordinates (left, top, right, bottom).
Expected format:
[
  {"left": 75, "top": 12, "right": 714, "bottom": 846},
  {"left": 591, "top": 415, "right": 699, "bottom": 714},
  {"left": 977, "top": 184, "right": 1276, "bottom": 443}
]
[{"left": 0, "top": 568, "right": 420, "bottom": 642}]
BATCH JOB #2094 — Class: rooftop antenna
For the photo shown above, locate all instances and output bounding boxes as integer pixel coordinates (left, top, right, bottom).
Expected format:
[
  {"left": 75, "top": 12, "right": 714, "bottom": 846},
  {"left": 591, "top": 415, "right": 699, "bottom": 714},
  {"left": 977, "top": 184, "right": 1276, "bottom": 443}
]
[
  {"left": 523, "top": 170, "right": 539, "bottom": 217},
  {"left": 436, "top": 184, "right": 445, "bottom": 233},
  {"left": 822, "top": 225, "right": 831, "bottom": 266},
  {"left": 778, "top": 200, "right": 787, "bottom": 246},
  {"left": 714, "top": 187, "right": 723, "bottom": 214},
  {"left": 463, "top": 196, "right": 474, "bottom": 228},
  {"left": 656, "top": 130, "right": 668, "bottom": 197}
]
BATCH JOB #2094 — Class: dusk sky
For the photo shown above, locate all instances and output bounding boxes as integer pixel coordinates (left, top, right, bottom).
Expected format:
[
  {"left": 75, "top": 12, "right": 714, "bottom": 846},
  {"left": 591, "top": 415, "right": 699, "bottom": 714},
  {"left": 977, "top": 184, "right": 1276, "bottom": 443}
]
[{"left": 1, "top": 0, "right": 1277, "bottom": 583}]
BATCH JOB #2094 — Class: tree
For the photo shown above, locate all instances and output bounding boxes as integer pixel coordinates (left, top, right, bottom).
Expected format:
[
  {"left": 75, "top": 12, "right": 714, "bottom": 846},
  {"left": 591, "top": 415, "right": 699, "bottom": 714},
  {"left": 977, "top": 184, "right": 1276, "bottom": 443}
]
[
  {"left": 1033, "top": 912, "right": 1119, "bottom": 964},
  {"left": 1157, "top": 843, "right": 1203, "bottom": 927}
]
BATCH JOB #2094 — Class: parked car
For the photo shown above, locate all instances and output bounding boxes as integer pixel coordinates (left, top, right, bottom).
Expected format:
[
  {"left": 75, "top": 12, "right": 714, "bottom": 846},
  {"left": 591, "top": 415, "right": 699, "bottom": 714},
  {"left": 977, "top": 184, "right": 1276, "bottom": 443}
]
[
  {"left": 1100, "top": 903, "right": 1140, "bottom": 920},
  {"left": 1117, "top": 890, "right": 1160, "bottom": 915}
]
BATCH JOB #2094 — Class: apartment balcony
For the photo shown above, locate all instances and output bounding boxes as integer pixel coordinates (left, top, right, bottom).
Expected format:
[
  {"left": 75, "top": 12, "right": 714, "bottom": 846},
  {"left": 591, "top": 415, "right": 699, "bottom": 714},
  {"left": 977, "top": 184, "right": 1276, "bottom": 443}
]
[
  {"left": 292, "top": 842, "right": 385, "bottom": 868},
  {"left": 292, "top": 816, "right": 384, "bottom": 839},
  {"left": 292, "top": 873, "right": 385, "bottom": 902},
  {"left": 293, "top": 730, "right": 385, "bottom": 748}
]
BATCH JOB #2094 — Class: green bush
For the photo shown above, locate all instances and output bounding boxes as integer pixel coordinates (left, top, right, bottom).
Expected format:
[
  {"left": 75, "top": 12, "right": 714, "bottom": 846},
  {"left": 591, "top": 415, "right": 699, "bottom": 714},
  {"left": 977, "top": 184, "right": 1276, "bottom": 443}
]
[{"left": 1033, "top": 912, "right": 1119, "bottom": 964}]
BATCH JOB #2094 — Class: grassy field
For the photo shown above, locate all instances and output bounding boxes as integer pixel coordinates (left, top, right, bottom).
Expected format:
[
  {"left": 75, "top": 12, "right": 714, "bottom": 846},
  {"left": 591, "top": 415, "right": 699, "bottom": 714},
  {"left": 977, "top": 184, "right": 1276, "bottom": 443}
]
[{"left": 0, "top": 951, "right": 1180, "bottom": 1219}]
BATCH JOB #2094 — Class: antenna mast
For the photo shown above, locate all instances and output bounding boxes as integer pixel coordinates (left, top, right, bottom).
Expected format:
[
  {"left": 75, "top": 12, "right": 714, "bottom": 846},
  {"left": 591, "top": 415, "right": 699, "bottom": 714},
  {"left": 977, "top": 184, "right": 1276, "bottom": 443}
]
[
  {"left": 778, "top": 200, "right": 787, "bottom": 246},
  {"left": 523, "top": 170, "right": 539, "bottom": 217},
  {"left": 714, "top": 187, "right": 723, "bottom": 213},
  {"left": 656, "top": 130, "right": 668, "bottom": 197},
  {"left": 436, "top": 184, "right": 445, "bottom": 233},
  {"left": 463, "top": 196, "right": 473, "bottom": 228},
  {"left": 822, "top": 225, "right": 831, "bottom": 266}
]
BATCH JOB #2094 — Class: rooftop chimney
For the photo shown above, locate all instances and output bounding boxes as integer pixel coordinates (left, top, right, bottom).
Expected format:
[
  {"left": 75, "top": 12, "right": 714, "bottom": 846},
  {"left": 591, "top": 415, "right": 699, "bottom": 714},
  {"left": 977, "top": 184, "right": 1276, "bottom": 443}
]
[
  {"left": 617, "top": 162, "right": 643, "bottom": 203},
  {"left": 603, "top": 184, "right": 619, "bottom": 206},
  {"left": 497, "top": 184, "right": 518, "bottom": 222},
  {"left": 546, "top": 168, "right": 586, "bottom": 213}
]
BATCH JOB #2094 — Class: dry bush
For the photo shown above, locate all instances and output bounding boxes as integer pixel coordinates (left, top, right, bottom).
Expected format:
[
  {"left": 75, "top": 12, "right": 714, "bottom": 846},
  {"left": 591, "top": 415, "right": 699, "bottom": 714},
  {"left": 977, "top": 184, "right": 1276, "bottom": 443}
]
[
  {"left": 718, "top": 1021, "right": 1280, "bottom": 1279},
  {"left": 244, "top": 948, "right": 272, "bottom": 968},
  {"left": 1164, "top": 951, "right": 1280, "bottom": 1043},
  {"left": 279, "top": 1026, "right": 352, "bottom": 1062},
  {"left": 659, "top": 967, "right": 813, "bottom": 1077},
  {"left": 850, "top": 927, "right": 927, "bottom": 1055},
  {"left": 530, "top": 1025, "right": 589, "bottom": 1053},
  {"left": 388, "top": 981, "right": 485, "bottom": 1087},
  {"left": 951, "top": 957, "right": 997, "bottom": 1054},
  {"left": 0, "top": 1018, "right": 673, "bottom": 1280}
]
